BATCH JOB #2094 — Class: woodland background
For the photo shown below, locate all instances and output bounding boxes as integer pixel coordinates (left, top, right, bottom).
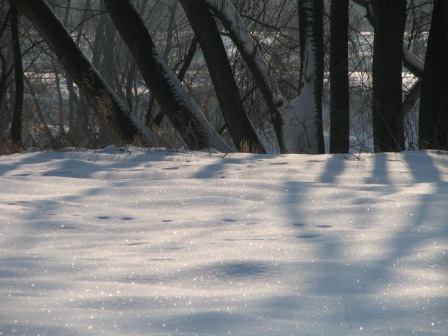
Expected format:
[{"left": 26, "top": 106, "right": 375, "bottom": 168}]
[{"left": 0, "top": 0, "right": 446, "bottom": 155}]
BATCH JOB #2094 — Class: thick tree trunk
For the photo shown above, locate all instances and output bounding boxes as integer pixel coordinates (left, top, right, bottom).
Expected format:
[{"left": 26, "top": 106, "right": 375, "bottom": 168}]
[
  {"left": 103, "top": 0, "right": 232, "bottom": 152},
  {"left": 150, "top": 38, "right": 198, "bottom": 129},
  {"left": 296, "top": 0, "right": 325, "bottom": 154},
  {"left": 419, "top": 0, "right": 448, "bottom": 150},
  {"left": 180, "top": 0, "right": 265, "bottom": 153},
  {"left": 353, "top": 0, "right": 425, "bottom": 130},
  {"left": 206, "top": 0, "right": 326, "bottom": 154},
  {"left": 10, "top": 0, "right": 151, "bottom": 146},
  {"left": 10, "top": 4, "right": 23, "bottom": 150},
  {"left": 206, "top": 0, "right": 285, "bottom": 152},
  {"left": 372, "top": 0, "right": 406, "bottom": 152},
  {"left": 329, "top": 0, "right": 350, "bottom": 153},
  {"left": 352, "top": 0, "right": 424, "bottom": 79}
]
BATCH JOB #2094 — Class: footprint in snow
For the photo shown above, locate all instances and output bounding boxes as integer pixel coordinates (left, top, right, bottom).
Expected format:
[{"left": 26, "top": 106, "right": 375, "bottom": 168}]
[
  {"left": 297, "top": 233, "right": 321, "bottom": 239},
  {"left": 269, "top": 162, "right": 288, "bottom": 166}
]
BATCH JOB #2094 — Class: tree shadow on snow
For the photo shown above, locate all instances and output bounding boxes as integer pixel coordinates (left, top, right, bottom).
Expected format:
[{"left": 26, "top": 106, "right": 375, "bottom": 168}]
[{"left": 272, "top": 151, "right": 448, "bottom": 332}]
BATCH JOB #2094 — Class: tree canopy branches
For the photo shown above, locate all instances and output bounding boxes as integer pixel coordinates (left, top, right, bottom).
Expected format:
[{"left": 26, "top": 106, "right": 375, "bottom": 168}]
[{"left": 0, "top": 0, "right": 440, "bottom": 154}]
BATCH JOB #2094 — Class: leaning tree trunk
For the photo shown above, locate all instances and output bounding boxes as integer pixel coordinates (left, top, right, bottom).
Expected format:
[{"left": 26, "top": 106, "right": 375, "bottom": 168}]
[
  {"left": 10, "top": 0, "right": 158, "bottom": 146},
  {"left": 206, "top": 0, "right": 286, "bottom": 152},
  {"left": 103, "top": 0, "right": 232, "bottom": 152},
  {"left": 151, "top": 38, "right": 198, "bottom": 129},
  {"left": 206, "top": 0, "right": 326, "bottom": 154},
  {"left": 180, "top": 0, "right": 265, "bottom": 153},
  {"left": 371, "top": 0, "right": 406, "bottom": 152},
  {"left": 419, "top": 0, "right": 448, "bottom": 150},
  {"left": 329, "top": 0, "right": 350, "bottom": 153}
]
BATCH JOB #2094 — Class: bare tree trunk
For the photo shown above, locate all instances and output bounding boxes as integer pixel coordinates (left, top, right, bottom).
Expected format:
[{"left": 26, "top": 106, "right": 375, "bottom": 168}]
[
  {"left": 162, "top": 0, "right": 179, "bottom": 61},
  {"left": 372, "top": 0, "right": 406, "bottom": 152},
  {"left": 180, "top": 0, "right": 265, "bottom": 153},
  {"left": 296, "top": 0, "right": 325, "bottom": 154},
  {"left": 10, "top": 3, "right": 23, "bottom": 150},
  {"left": 206, "top": 0, "right": 285, "bottom": 152},
  {"left": 70, "top": 0, "right": 102, "bottom": 144},
  {"left": 24, "top": 75, "right": 57, "bottom": 147},
  {"left": 419, "top": 0, "right": 448, "bottom": 149},
  {"left": 0, "top": 49, "right": 7, "bottom": 118},
  {"left": 10, "top": 0, "right": 157, "bottom": 146},
  {"left": 0, "top": 8, "right": 11, "bottom": 114},
  {"left": 103, "top": 0, "right": 232, "bottom": 152},
  {"left": 50, "top": 52, "right": 65, "bottom": 138},
  {"left": 206, "top": 0, "right": 325, "bottom": 154},
  {"left": 353, "top": 0, "right": 425, "bottom": 130},
  {"left": 330, "top": 0, "right": 350, "bottom": 153},
  {"left": 352, "top": 0, "right": 424, "bottom": 79},
  {"left": 150, "top": 37, "right": 199, "bottom": 129}
]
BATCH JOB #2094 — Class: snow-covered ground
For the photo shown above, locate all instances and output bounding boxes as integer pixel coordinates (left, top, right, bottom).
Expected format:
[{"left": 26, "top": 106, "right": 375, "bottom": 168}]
[{"left": 1, "top": 147, "right": 447, "bottom": 335}]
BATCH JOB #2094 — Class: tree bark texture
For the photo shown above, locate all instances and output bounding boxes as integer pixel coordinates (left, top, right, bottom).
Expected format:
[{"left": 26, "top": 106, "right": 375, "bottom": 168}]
[
  {"left": 298, "top": 0, "right": 325, "bottom": 154},
  {"left": 206, "top": 0, "right": 285, "bottom": 152},
  {"left": 372, "top": 0, "right": 406, "bottom": 152},
  {"left": 180, "top": 0, "right": 265, "bottom": 153},
  {"left": 10, "top": 3, "right": 23, "bottom": 149},
  {"left": 0, "top": 8, "right": 12, "bottom": 118},
  {"left": 103, "top": 0, "right": 232, "bottom": 152},
  {"left": 419, "top": 0, "right": 448, "bottom": 150},
  {"left": 329, "top": 0, "right": 350, "bottom": 153}
]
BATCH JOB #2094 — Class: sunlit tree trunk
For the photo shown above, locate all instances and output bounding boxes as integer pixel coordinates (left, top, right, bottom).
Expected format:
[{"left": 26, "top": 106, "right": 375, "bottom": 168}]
[
  {"left": 150, "top": 37, "right": 198, "bottom": 129},
  {"left": 296, "top": 0, "right": 325, "bottom": 154}
]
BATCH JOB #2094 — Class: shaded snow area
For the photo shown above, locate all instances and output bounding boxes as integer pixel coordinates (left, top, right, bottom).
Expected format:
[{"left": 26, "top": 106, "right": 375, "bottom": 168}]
[{"left": 1, "top": 147, "right": 447, "bottom": 335}]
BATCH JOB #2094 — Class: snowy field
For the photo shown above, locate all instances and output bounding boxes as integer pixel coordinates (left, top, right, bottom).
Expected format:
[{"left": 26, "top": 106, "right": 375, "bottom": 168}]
[{"left": 1, "top": 147, "right": 447, "bottom": 335}]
